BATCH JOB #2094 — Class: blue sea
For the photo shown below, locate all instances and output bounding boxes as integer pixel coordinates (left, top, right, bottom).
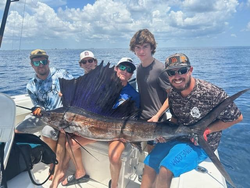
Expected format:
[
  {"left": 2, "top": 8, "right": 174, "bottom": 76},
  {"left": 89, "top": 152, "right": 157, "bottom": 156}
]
[{"left": 0, "top": 47, "right": 250, "bottom": 188}]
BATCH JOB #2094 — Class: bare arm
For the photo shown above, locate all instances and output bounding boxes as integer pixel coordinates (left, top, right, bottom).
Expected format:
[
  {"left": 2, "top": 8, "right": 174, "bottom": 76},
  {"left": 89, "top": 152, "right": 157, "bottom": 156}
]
[
  {"left": 147, "top": 98, "right": 169, "bottom": 122},
  {"left": 208, "top": 114, "right": 243, "bottom": 133}
]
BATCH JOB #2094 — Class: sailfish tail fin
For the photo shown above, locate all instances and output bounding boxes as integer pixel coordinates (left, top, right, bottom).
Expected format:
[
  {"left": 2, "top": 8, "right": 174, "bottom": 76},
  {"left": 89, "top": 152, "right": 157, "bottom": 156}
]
[{"left": 198, "top": 135, "right": 236, "bottom": 188}]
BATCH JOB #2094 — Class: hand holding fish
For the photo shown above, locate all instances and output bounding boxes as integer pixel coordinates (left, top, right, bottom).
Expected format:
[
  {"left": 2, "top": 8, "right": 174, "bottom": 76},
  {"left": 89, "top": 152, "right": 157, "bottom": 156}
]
[
  {"left": 147, "top": 115, "right": 159, "bottom": 122},
  {"left": 155, "top": 136, "right": 166, "bottom": 143},
  {"left": 190, "top": 128, "right": 211, "bottom": 145},
  {"left": 31, "top": 107, "right": 42, "bottom": 117},
  {"left": 190, "top": 133, "right": 199, "bottom": 146},
  {"left": 58, "top": 92, "right": 62, "bottom": 97},
  {"left": 203, "top": 128, "right": 211, "bottom": 141}
]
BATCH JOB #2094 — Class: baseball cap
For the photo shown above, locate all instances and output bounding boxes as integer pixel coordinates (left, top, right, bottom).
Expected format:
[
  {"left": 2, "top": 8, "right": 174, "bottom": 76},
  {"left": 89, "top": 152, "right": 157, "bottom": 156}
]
[
  {"left": 79, "top": 50, "right": 96, "bottom": 62},
  {"left": 116, "top": 57, "right": 136, "bottom": 71},
  {"left": 165, "top": 53, "right": 190, "bottom": 70},
  {"left": 30, "top": 49, "right": 48, "bottom": 60}
]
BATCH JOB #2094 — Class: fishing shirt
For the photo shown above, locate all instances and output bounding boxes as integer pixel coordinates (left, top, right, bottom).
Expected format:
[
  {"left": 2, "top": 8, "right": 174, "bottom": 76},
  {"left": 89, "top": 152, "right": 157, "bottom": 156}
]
[
  {"left": 137, "top": 59, "right": 170, "bottom": 120},
  {"left": 169, "top": 78, "right": 241, "bottom": 151},
  {"left": 27, "top": 67, "right": 73, "bottom": 110},
  {"left": 113, "top": 83, "right": 140, "bottom": 109}
]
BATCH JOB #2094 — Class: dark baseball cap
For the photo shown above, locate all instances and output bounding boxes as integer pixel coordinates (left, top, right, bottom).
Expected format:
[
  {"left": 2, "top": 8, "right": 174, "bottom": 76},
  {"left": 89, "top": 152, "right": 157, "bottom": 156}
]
[
  {"left": 30, "top": 49, "right": 48, "bottom": 60},
  {"left": 165, "top": 53, "right": 190, "bottom": 70}
]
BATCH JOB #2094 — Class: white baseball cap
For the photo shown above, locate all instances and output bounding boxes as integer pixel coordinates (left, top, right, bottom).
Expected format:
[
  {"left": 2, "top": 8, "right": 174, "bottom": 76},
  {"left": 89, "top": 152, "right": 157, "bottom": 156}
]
[
  {"left": 116, "top": 57, "right": 136, "bottom": 71},
  {"left": 79, "top": 50, "right": 96, "bottom": 62}
]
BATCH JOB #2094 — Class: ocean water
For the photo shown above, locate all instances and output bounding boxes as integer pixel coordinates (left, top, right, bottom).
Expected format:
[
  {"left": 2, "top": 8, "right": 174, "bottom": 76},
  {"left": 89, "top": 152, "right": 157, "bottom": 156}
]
[{"left": 0, "top": 47, "right": 250, "bottom": 188}]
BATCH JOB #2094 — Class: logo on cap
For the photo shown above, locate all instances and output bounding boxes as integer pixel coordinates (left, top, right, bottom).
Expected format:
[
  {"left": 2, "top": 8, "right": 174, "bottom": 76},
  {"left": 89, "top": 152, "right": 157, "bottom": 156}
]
[
  {"left": 165, "top": 53, "right": 190, "bottom": 70},
  {"left": 170, "top": 57, "right": 178, "bottom": 63},
  {"left": 180, "top": 55, "right": 187, "bottom": 63}
]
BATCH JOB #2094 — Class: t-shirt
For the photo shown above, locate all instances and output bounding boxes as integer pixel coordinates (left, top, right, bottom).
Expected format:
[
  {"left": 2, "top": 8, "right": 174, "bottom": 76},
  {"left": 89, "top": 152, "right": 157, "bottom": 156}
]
[
  {"left": 27, "top": 67, "right": 73, "bottom": 110},
  {"left": 113, "top": 83, "right": 140, "bottom": 109},
  {"left": 137, "top": 59, "right": 170, "bottom": 120},
  {"left": 169, "top": 78, "right": 241, "bottom": 151}
]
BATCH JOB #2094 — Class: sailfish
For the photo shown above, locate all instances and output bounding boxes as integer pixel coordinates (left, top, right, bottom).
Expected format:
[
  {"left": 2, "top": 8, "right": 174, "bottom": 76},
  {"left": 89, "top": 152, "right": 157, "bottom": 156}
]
[{"left": 41, "top": 61, "right": 248, "bottom": 188}]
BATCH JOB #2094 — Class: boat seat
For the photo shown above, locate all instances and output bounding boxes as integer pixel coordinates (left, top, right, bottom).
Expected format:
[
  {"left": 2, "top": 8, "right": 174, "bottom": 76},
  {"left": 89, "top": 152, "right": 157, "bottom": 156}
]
[{"left": 0, "top": 93, "right": 16, "bottom": 169}]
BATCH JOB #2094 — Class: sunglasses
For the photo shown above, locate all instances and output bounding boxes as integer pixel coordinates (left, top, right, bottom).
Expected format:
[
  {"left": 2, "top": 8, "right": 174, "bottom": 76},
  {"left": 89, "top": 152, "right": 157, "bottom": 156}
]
[
  {"left": 32, "top": 59, "right": 48, "bottom": 67},
  {"left": 80, "top": 58, "right": 95, "bottom": 64},
  {"left": 118, "top": 64, "right": 133, "bottom": 73},
  {"left": 166, "top": 67, "right": 190, "bottom": 77}
]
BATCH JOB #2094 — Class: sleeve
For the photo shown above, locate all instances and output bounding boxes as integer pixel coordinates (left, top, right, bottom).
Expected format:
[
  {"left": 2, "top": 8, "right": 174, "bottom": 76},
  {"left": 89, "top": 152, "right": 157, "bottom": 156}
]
[
  {"left": 169, "top": 94, "right": 177, "bottom": 120},
  {"left": 26, "top": 83, "right": 41, "bottom": 108},
  {"left": 214, "top": 89, "right": 241, "bottom": 122},
  {"left": 158, "top": 70, "right": 171, "bottom": 90}
]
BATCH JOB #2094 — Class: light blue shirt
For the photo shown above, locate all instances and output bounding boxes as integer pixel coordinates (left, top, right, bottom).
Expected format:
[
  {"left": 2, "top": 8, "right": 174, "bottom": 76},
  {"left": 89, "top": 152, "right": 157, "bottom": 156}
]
[{"left": 27, "top": 67, "right": 73, "bottom": 110}]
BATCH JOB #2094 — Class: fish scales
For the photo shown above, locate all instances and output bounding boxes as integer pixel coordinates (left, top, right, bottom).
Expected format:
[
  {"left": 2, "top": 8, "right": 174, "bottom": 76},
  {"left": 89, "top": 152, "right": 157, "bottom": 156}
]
[{"left": 44, "top": 106, "right": 183, "bottom": 142}]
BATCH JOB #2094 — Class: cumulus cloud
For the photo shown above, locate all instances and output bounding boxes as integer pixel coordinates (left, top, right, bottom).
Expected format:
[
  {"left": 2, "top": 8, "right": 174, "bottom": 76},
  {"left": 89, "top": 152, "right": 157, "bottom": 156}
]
[
  {"left": 247, "top": 22, "right": 250, "bottom": 31},
  {"left": 231, "top": 34, "right": 237, "bottom": 37},
  {"left": 0, "top": 0, "right": 241, "bottom": 48}
]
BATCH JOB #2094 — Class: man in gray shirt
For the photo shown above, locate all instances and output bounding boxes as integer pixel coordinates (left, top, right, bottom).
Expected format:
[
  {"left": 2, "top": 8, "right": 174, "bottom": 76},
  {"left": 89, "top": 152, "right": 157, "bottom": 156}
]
[{"left": 130, "top": 29, "right": 171, "bottom": 152}]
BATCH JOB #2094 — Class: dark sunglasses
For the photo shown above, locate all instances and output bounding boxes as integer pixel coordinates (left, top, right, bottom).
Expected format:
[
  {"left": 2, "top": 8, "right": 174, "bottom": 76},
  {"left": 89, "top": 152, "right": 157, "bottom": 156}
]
[
  {"left": 80, "top": 58, "right": 95, "bottom": 64},
  {"left": 166, "top": 67, "right": 190, "bottom": 77},
  {"left": 118, "top": 64, "right": 133, "bottom": 73},
  {"left": 32, "top": 59, "right": 48, "bottom": 67}
]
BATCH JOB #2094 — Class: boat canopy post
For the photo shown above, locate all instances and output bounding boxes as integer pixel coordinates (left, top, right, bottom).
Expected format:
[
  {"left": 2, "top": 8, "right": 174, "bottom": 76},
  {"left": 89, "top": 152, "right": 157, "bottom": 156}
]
[{"left": 0, "top": 0, "right": 19, "bottom": 48}]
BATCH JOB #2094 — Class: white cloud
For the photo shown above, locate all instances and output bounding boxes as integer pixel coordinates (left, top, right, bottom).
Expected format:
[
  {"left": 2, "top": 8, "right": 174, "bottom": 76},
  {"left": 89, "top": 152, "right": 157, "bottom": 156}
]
[
  {"left": 182, "top": 0, "right": 217, "bottom": 12},
  {"left": 0, "top": 0, "right": 242, "bottom": 48},
  {"left": 231, "top": 34, "right": 237, "bottom": 37},
  {"left": 0, "top": 1, "right": 5, "bottom": 9},
  {"left": 247, "top": 22, "right": 250, "bottom": 31}
]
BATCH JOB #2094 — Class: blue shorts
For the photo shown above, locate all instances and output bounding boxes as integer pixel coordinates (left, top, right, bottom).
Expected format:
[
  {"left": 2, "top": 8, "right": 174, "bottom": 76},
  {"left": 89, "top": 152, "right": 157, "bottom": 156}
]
[{"left": 144, "top": 140, "right": 208, "bottom": 177}]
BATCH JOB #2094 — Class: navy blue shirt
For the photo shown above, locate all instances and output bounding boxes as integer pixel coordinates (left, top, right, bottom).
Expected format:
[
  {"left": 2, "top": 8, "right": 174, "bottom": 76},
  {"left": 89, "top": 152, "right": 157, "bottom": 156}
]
[{"left": 113, "top": 83, "right": 140, "bottom": 109}]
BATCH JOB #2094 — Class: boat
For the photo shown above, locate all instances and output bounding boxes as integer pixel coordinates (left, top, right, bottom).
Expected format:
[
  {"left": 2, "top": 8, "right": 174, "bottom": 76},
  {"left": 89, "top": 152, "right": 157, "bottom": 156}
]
[
  {"left": 0, "top": 93, "right": 227, "bottom": 188},
  {"left": 0, "top": 1, "right": 227, "bottom": 187}
]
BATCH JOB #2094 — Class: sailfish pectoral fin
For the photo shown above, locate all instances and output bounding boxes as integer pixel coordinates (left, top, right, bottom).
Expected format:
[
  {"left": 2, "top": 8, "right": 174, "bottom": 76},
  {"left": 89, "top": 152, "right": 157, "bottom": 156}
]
[{"left": 198, "top": 135, "right": 236, "bottom": 188}]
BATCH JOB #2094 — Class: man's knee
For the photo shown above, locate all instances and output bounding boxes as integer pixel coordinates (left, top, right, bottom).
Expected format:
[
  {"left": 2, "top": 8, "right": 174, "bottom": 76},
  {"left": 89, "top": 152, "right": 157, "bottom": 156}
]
[
  {"left": 143, "top": 165, "right": 156, "bottom": 175},
  {"left": 66, "top": 139, "right": 80, "bottom": 152},
  {"left": 158, "top": 166, "right": 173, "bottom": 179},
  {"left": 109, "top": 151, "right": 121, "bottom": 165}
]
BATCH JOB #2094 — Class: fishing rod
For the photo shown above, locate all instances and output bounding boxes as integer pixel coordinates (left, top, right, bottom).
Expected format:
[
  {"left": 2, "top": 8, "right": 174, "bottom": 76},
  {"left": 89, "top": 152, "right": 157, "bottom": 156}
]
[
  {"left": 16, "top": 105, "right": 32, "bottom": 111},
  {"left": 129, "top": 78, "right": 136, "bottom": 83},
  {"left": 0, "top": 0, "right": 19, "bottom": 47}
]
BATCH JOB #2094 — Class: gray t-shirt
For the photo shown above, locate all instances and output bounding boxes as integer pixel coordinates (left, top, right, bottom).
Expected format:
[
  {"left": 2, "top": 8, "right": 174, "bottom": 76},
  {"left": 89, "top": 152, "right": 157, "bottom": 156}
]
[
  {"left": 137, "top": 59, "right": 170, "bottom": 120},
  {"left": 169, "top": 79, "right": 241, "bottom": 151}
]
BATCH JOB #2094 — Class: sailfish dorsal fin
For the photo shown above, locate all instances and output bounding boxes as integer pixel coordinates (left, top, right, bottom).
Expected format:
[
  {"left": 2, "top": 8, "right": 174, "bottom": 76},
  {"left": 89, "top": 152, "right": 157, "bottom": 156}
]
[{"left": 59, "top": 61, "right": 139, "bottom": 119}]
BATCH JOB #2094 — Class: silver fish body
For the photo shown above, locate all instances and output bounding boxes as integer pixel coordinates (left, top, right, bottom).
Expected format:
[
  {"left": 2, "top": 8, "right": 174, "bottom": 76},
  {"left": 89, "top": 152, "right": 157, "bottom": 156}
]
[{"left": 42, "top": 106, "right": 190, "bottom": 142}]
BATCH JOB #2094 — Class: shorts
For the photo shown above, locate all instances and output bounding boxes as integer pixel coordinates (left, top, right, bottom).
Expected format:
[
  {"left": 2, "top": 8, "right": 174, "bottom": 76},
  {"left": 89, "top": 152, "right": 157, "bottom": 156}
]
[
  {"left": 144, "top": 140, "right": 208, "bottom": 177},
  {"left": 41, "top": 125, "right": 59, "bottom": 141}
]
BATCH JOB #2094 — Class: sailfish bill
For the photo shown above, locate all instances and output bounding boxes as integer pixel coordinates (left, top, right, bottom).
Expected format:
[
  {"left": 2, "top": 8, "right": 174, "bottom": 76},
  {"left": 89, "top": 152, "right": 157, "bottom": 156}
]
[{"left": 40, "top": 63, "right": 248, "bottom": 188}]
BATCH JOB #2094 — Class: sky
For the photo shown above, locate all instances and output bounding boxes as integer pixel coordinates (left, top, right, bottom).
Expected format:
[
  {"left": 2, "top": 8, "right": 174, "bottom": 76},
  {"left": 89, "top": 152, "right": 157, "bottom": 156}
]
[{"left": 0, "top": 0, "right": 250, "bottom": 50}]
